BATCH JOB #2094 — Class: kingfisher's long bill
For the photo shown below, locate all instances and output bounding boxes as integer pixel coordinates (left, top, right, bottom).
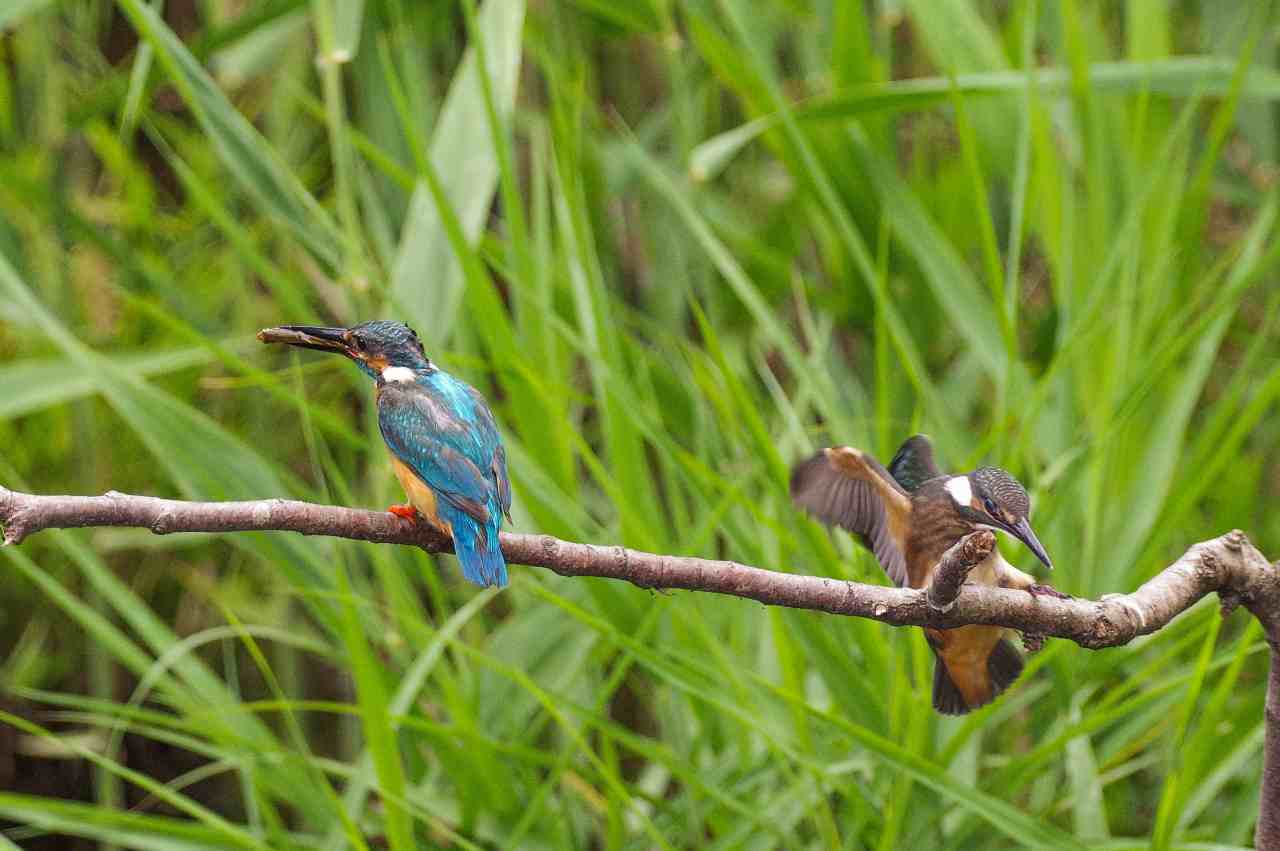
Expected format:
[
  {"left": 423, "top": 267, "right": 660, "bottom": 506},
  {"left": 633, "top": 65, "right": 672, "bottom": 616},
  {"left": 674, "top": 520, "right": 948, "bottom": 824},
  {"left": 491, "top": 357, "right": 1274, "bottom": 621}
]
[
  {"left": 790, "top": 435, "right": 1064, "bottom": 715},
  {"left": 259, "top": 321, "right": 512, "bottom": 587}
]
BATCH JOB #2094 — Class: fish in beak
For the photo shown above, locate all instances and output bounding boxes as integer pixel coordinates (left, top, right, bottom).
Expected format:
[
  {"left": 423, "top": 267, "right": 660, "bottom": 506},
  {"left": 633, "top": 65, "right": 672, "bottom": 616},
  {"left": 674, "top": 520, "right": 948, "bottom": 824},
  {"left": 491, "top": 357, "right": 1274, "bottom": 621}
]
[{"left": 257, "top": 325, "right": 352, "bottom": 355}]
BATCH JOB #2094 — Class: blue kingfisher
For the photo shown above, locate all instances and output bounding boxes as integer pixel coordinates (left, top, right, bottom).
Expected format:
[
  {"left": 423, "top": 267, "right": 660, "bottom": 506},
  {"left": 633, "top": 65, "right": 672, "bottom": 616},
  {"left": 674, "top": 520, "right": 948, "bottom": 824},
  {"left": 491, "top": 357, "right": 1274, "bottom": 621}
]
[
  {"left": 791, "top": 435, "right": 1064, "bottom": 714},
  {"left": 259, "top": 320, "right": 512, "bottom": 587}
]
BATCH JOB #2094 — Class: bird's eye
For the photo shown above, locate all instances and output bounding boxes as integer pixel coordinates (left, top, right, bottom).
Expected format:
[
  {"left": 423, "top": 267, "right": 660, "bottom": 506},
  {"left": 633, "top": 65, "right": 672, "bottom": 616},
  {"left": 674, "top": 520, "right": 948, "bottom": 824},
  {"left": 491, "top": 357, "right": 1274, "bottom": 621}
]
[
  {"left": 352, "top": 336, "right": 366, "bottom": 352},
  {"left": 983, "top": 497, "right": 997, "bottom": 516}
]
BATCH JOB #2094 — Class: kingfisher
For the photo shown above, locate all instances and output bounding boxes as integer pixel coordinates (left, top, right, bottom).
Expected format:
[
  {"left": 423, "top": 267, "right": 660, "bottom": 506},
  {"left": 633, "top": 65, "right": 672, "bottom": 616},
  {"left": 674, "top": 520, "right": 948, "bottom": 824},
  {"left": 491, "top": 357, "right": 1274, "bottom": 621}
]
[
  {"left": 258, "top": 320, "right": 512, "bottom": 587},
  {"left": 790, "top": 435, "right": 1064, "bottom": 714}
]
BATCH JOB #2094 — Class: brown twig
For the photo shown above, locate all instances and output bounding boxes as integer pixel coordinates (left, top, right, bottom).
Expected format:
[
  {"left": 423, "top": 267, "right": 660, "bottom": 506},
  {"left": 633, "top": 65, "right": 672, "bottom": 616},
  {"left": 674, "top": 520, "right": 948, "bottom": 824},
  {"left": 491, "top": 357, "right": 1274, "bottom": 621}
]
[
  {"left": 1263, "top": 653, "right": 1280, "bottom": 850},
  {"left": 4, "top": 485, "right": 1280, "bottom": 844},
  {"left": 927, "top": 529, "right": 996, "bottom": 611},
  {"left": 0, "top": 486, "right": 1273, "bottom": 650}
]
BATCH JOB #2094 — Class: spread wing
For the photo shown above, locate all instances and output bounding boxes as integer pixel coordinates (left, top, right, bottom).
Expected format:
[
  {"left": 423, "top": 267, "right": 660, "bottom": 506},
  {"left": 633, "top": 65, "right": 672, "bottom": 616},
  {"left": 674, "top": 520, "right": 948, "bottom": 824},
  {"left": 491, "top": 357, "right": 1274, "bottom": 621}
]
[
  {"left": 790, "top": 446, "right": 912, "bottom": 586},
  {"left": 887, "top": 434, "right": 944, "bottom": 493},
  {"left": 378, "top": 383, "right": 501, "bottom": 525}
]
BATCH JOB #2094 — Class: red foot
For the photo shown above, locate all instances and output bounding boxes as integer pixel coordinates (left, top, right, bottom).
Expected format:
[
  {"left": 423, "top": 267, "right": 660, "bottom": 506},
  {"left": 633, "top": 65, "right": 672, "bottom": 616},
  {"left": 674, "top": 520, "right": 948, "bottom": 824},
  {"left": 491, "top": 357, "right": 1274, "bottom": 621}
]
[
  {"left": 388, "top": 504, "right": 419, "bottom": 522},
  {"left": 1028, "top": 583, "right": 1071, "bottom": 600}
]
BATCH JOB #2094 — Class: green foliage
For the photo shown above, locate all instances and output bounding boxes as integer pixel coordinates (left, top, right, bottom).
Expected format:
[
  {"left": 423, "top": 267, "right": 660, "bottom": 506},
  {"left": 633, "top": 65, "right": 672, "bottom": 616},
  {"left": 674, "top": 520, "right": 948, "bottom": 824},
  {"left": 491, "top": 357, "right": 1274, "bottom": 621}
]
[{"left": 1, "top": 0, "right": 1278, "bottom": 847}]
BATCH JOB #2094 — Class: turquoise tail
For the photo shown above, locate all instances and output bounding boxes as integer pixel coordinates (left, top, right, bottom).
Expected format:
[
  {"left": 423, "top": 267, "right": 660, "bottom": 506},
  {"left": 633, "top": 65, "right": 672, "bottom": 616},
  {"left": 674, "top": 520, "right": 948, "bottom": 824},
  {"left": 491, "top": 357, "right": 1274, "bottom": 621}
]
[{"left": 441, "top": 504, "right": 507, "bottom": 587}]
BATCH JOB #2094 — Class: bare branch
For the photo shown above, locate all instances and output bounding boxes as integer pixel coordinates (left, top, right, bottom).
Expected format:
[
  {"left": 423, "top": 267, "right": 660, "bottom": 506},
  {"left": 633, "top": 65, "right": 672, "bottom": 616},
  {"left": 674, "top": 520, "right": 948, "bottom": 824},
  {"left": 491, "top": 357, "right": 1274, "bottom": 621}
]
[
  {"left": 1263, "top": 659, "right": 1280, "bottom": 851},
  {"left": 927, "top": 530, "right": 996, "bottom": 611},
  {"left": 5, "top": 485, "right": 1280, "bottom": 844},
  {"left": 0, "top": 486, "right": 1274, "bottom": 650}
]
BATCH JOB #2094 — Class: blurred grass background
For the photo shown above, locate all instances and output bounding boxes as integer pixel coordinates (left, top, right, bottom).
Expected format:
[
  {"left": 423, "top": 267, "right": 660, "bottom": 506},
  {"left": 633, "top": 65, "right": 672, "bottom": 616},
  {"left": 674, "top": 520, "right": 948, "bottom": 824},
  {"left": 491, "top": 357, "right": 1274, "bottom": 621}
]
[{"left": 0, "top": 0, "right": 1278, "bottom": 848}]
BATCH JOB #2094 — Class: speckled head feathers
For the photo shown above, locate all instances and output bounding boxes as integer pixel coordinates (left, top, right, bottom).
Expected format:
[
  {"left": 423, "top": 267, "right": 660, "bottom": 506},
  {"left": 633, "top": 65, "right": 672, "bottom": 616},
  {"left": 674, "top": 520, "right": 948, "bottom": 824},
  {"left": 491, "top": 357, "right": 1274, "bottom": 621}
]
[
  {"left": 338, "top": 320, "right": 432, "bottom": 377},
  {"left": 970, "top": 467, "right": 1031, "bottom": 518},
  {"left": 349, "top": 321, "right": 426, "bottom": 361}
]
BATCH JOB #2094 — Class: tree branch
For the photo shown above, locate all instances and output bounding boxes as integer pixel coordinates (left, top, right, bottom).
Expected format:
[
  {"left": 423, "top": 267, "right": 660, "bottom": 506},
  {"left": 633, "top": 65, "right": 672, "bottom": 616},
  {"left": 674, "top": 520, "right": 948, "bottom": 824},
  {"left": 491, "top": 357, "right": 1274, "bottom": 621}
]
[
  {"left": 927, "top": 529, "right": 996, "bottom": 611},
  {"left": 1, "top": 486, "right": 1274, "bottom": 649},
  {"left": 4, "top": 485, "right": 1280, "bottom": 845},
  {"left": 1263, "top": 656, "right": 1280, "bottom": 850}
]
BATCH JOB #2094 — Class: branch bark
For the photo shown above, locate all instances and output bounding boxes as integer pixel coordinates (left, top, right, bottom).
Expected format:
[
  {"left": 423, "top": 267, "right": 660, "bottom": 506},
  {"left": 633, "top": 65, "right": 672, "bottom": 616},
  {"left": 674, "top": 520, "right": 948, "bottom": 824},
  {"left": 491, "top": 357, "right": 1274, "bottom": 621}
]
[
  {"left": 927, "top": 529, "right": 996, "bottom": 611},
  {"left": 3, "top": 485, "right": 1280, "bottom": 845},
  {"left": 0, "top": 486, "right": 1274, "bottom": 647},
  {"left": 1263, "top": 656, "right": 1280, "bottom": 850}
]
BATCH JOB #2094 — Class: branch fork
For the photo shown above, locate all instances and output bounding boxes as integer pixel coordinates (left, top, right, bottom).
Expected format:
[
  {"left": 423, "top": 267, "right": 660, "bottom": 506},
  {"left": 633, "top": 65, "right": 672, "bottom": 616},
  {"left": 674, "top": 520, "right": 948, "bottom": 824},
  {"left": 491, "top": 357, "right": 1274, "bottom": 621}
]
[
  {"left": 3, "top": 484, "right": 1280, "bottom": 847},
  {"left": 0, "top": 486, "right": 1274, "bottom": 646},
  {"left": 926, "top": 529, "right": 996, "bottom": 612}
]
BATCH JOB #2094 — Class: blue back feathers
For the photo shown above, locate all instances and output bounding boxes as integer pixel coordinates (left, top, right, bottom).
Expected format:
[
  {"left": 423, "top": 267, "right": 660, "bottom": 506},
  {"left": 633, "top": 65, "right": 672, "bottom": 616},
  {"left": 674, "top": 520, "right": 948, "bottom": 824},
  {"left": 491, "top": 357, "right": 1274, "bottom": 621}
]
[{"left": 377, "top": 367, "right": 511, "bottom": 587}]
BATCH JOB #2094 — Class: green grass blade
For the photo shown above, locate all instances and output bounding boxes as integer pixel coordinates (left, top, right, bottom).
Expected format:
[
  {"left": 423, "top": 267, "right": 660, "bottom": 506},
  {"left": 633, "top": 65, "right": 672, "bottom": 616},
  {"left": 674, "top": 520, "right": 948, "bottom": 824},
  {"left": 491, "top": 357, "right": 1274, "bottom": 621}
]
[
  {"left": 388, "top": 0, "right": 525, "bottom": 341},
  {"left": 115, "top": 0, "right": 343, "bottom": 268}
]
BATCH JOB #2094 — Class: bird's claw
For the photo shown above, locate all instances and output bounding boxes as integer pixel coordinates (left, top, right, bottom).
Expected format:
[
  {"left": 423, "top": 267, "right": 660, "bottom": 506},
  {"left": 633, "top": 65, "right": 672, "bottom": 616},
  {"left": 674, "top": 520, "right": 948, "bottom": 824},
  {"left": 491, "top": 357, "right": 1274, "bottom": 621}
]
[
  {"left": 1022, "top": 633, "right": 1045, "bottom": 653},
  {"left": 1027, "top": 583, "right": 1070, "bottom": 600},
  {"left": 388, "top": 504, "right": 419, "bottom": 522}
]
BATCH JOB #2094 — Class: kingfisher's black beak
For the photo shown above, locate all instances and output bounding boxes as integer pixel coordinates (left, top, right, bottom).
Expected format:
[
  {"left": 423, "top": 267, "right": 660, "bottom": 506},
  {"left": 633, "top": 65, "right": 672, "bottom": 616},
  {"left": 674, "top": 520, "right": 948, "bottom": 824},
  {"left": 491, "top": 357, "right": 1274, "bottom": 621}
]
[
  {"left": 1010, "top": 517, "right": 1053, "bottom": 570},
  {"left": 258, "top": 325, "right": 352, "bottom": 355}
]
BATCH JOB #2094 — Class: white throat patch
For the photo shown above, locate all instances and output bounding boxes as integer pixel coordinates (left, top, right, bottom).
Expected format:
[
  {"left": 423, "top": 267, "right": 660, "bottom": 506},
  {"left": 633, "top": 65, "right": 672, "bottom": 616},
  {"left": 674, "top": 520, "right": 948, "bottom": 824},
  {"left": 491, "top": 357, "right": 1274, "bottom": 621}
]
[
  {"left": 944, "top": 476, "right": 972, "bottom": 506},
  {"left": 382, "top": 366, "right": 416, "bottom": 383}
]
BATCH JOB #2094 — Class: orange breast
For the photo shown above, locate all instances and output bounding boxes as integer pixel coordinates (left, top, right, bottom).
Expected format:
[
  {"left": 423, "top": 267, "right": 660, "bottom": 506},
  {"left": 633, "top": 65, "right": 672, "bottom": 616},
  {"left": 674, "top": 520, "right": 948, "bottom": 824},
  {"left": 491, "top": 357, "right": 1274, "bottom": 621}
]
[
  {"left": 931, "top": 625, "right": 1005, "bottom": 707},
  {"left": 390, "top": 454, "right": 447, "bottom": 533}
]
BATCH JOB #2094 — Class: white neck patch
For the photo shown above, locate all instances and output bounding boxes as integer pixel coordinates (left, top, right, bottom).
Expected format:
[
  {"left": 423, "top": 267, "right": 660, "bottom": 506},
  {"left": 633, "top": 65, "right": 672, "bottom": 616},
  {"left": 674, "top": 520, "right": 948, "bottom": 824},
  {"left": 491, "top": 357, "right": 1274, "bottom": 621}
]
[
  {"left": 382, "top": 366, "right": 416, "bottom": 383},
  {"left": 944, "top": 476, "right": 972, "bottom": 506}
]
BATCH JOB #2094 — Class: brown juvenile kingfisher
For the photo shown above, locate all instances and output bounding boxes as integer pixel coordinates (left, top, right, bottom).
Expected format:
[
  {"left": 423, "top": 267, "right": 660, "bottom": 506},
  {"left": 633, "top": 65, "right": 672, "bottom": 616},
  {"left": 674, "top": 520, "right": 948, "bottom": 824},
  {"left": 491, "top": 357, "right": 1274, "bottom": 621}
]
[{"left": 790, "top": 435, "right": 1064, "bottom": 714}]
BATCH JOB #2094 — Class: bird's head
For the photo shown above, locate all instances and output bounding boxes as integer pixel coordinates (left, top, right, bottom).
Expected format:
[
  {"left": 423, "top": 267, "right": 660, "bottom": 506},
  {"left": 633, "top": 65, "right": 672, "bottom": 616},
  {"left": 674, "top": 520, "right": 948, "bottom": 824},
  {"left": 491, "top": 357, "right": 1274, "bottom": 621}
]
[
  {"left": 257, "top": 320, "right": 432, "bottom": 381},
  {"left": 944, "top": 467, "right": 1053, "bottom": 569}
]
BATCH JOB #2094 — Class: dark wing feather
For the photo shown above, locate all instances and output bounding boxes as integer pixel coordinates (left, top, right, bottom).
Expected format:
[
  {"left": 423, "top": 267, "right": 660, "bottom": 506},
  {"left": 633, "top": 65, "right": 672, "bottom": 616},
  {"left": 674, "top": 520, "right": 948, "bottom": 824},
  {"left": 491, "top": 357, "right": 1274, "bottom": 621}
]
[
  {"left": 492, "top": 444, "right": 512, "bottom": 521},
  {"left": 466, "top": 385, "right": 513, "bottom": 521},
  {"left": 790, "top": 451, "right": 909, "bottom": 586},
  {"left": 887, "top": 434, "right": 944, "bottom": 493}
]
